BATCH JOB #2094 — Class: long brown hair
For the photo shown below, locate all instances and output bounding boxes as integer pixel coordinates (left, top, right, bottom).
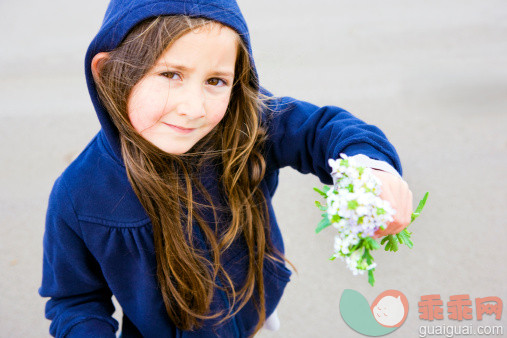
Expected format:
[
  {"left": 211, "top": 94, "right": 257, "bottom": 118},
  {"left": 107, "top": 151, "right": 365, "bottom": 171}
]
[{"left": 94, "top": 15, "right": 289, "bottom": 335}]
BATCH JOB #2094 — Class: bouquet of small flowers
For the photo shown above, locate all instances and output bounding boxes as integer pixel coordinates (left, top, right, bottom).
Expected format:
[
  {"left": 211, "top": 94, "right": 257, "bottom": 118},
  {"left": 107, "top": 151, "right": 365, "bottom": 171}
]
[{"left": 314, "top": 154, "right": 428, "bottom": 286}]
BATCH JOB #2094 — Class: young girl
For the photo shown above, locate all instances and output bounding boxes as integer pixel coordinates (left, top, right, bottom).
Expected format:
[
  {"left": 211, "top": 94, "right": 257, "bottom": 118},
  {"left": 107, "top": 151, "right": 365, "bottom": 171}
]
[{"left": 39, "top": 0, "right": 413, "bottom": 337}]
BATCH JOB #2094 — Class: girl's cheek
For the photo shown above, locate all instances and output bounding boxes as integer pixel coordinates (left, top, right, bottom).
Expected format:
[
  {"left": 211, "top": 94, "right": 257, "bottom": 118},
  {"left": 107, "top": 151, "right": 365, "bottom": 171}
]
[
  {"left": 128, "top": 80, "right": 169, "bottom": 132},
  {"left": 207, "top": 94, "right": 231, "bottom": 125},
  {"left": 127, "top": 99, "right": 153, "bottom": 133},
  {"left": 128, "top": 111, "right": 147, "bottom": 133}
]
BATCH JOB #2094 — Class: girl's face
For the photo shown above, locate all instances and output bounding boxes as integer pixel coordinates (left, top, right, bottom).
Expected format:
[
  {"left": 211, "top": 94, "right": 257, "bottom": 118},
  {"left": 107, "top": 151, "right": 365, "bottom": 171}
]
[{"left": 127, "top": 23, "right": 238, "bottom": 154}]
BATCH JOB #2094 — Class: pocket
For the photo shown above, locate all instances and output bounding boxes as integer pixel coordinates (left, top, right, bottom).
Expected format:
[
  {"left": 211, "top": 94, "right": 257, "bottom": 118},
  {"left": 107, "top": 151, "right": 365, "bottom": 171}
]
[
  {"left": 234, "top": 257, "right": 292, "bottom": 336},
  {"left": 222, "top": 246, "right": 292, "bottom": 289},
  {"left": 263, "top": 258, "right": 292, "bottom": 283}
]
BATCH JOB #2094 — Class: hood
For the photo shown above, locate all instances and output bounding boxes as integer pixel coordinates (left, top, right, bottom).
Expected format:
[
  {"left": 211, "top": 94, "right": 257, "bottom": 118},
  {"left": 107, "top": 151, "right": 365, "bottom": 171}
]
[{"left": 84, "top": 0, "right": 258, "bottom": 163}]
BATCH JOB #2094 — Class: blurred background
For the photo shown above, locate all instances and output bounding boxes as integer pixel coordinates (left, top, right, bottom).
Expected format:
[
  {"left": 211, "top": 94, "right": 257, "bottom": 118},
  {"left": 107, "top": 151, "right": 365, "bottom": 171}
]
[{"left": 1, "top": 0, "right": 506, "bottom": 336}]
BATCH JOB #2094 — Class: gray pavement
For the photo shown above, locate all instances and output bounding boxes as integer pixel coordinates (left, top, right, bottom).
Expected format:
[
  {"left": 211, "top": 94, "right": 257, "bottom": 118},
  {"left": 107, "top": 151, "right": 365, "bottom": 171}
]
[{"left": 1, "top": 0, "right": 506, "bottom": 337}]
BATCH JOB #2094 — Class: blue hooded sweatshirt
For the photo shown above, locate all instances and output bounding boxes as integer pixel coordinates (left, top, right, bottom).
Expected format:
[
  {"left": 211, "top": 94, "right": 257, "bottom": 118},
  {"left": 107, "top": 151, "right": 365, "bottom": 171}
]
[{"left": 39, "top": 0, "right": 402, "bottom": 337}]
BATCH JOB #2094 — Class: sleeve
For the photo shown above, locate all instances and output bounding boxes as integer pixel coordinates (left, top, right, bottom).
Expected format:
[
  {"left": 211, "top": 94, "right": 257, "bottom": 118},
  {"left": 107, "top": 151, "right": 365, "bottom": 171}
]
[
  {"left": 260, "top": 89, "right": 402, "bottom": 184},
  {"left": 348, "top": 154, "right": 402, "bottom": 178},
  {"left": 39, "top": 176, "right": 118, "bottom": 338}
]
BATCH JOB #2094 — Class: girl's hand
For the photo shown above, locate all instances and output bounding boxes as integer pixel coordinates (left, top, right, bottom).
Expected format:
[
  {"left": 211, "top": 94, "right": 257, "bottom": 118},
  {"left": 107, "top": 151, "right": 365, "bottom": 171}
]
[{"left": 371, "top": 169, "right": 413, "bottom": 238}]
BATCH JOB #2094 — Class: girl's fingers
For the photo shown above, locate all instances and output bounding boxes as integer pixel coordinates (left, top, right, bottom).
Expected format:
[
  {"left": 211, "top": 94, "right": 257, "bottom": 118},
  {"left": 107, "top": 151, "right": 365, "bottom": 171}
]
[{"left": 372, "top": 170, "right": 413, "bottom": 236}]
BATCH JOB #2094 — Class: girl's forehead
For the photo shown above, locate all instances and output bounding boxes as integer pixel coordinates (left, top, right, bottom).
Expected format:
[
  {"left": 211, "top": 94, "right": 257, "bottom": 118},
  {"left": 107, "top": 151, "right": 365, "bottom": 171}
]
[
  {"left": 162, "top": 23, "right": 238, "bottom": 56},
  {"left": 185, "top": 22, "right": 238, "bottom": 42},
  {"left": 153, "top": 21, "right": 238, "bottom": 71},
  {"left": 191, "top": 21, "right": 225, "bottom": 32},
  {"left": 171, "top": 20, "right": 233, "bottom": 39}
]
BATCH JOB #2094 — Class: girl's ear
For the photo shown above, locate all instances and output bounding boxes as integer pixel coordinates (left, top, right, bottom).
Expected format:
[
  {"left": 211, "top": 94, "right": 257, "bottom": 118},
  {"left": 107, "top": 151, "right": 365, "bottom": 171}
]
[{"left": 91, "top": 52, "right": 110, "bottom": 82}]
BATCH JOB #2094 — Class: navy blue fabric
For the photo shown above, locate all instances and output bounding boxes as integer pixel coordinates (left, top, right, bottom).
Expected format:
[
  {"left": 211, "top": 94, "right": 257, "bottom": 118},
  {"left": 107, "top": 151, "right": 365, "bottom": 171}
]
[{"left": 39, "top": 0, "right": 403, "bottom": 337}]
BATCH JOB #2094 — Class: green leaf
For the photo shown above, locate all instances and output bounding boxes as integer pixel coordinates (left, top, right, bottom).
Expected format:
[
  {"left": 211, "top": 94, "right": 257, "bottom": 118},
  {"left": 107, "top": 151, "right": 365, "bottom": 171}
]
[
  {"left": 350, "top": 244, "right": 361, "bottom": 252},
  {"left": 383, "top": 228, "right": 415, "bottom": 251},
  {"left": 329, "top": 256, "right": 336, "bottom": 261},
  {"left": 397, "top": 234, "right": 403, "bottom": 244},
  {"left": 331, "top": 214, "right": 342, "bottom": 223},
  {"left": 390, "top": 237, "right": 399, "bottom": 251},
  {"left": 368, "top": 269, "right": 375, "bottom": 287},
  {"left": 313, "top": 187, "right": 328, "bottom": 198},
  {"left": 414, "top": 192, "right": 429, "bottom": 214},
  {"left": 383, "top": 235, "right": 399, "bottom": 252},
  {"left": 411, "top": 192, "right": 429, "bottom": 223},
  {"left": 397, "top": 229, "right": 413, "bottom": 249},
  {"left": 362, "top": 248, "right": 374, "bottom": 264},
  {"left": 350, "top": 239, "right": 364, "bottom": 252},
  {"left": 348, "top": 200, "right": 359, "bottom": 210},
  {"left": 364, "top": 237, "right": 380, "bottom": 250},
  {"left": 314, "top": 200, "right": 327, "bottom": 211},
  {"left": 315, "top": 217, "right": 331, "bottom": 234}
]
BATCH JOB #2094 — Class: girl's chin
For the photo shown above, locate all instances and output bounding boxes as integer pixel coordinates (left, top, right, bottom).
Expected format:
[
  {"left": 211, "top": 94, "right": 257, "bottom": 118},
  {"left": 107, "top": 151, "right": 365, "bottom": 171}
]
[
  {"left": 158, "top": 147, "right": 191, "bottom": 155},
  {"left": 159, "top": 142, "right": 198, "bottom": 155}
]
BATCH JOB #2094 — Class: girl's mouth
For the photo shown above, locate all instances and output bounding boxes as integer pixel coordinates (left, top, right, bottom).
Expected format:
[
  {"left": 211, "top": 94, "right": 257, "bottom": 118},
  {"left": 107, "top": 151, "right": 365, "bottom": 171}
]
[{"left": 164, "top": 123, "right": 196, "bottom": 134}]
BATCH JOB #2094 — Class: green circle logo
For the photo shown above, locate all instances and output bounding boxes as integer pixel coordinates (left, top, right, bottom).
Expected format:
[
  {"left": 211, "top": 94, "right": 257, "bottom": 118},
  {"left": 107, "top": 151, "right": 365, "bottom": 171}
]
[{"left": 340, "top": 289, "right": 409, "bottom": 336}]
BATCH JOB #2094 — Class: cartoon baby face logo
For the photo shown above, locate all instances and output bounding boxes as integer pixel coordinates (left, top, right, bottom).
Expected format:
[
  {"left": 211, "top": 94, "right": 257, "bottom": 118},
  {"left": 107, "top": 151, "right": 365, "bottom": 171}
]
[
  {"left": 371, "top": 290, "right": 409, "bottom": 328},
  {"left": 340, "top": 289, "right": 409, "bottom": 336}
]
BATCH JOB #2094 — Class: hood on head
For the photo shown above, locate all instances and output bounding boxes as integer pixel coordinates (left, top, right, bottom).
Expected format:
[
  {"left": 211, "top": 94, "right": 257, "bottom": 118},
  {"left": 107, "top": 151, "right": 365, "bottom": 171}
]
[{"left": 84, "top": 0, "right": 257, "bottom": 163}]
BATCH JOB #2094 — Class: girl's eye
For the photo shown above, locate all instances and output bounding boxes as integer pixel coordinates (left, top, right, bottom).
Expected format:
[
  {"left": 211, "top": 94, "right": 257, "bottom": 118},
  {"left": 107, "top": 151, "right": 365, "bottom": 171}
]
[
  {"left": 160, "top": 72, "right": 181, "bottom": 80},
  {"left": 207, "top": 78, "right": 226, "bottom": 86}
]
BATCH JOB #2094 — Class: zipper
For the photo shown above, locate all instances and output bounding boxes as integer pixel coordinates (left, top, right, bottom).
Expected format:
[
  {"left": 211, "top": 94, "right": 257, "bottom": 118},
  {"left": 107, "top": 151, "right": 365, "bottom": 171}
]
[
  {"left": 194, "top": 170, "right": 241, "bottom": 337},
  {"left": 214, "top": 277, "right": 241, "bottom": 337},
  {"left": 192, "top": 210, "right": 241, "bottom": 336}
]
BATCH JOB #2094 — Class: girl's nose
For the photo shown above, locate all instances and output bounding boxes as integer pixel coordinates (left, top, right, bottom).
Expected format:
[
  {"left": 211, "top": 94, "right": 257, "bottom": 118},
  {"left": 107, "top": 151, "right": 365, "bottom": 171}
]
[{"left": 175, "top": 84, "right": 206, "bottom": 119}]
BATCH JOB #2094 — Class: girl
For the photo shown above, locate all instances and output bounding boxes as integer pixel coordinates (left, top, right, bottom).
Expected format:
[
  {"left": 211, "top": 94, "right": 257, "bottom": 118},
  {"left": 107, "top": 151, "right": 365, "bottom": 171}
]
[{"left": 39, "top": 0, "right": 413, "bottom": 337}]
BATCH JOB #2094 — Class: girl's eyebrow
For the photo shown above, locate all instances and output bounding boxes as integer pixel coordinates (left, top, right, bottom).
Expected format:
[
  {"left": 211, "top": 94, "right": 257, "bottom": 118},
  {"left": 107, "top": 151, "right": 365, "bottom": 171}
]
[{"left": 155, "top": 62, "right": 234, "bottom": 78}]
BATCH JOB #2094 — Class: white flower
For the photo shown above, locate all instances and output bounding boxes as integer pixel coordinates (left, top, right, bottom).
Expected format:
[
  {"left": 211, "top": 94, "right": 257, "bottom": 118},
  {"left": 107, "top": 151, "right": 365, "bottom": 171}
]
[{"left": 320, "top": 154, "right": 396, "bottom": 278}]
